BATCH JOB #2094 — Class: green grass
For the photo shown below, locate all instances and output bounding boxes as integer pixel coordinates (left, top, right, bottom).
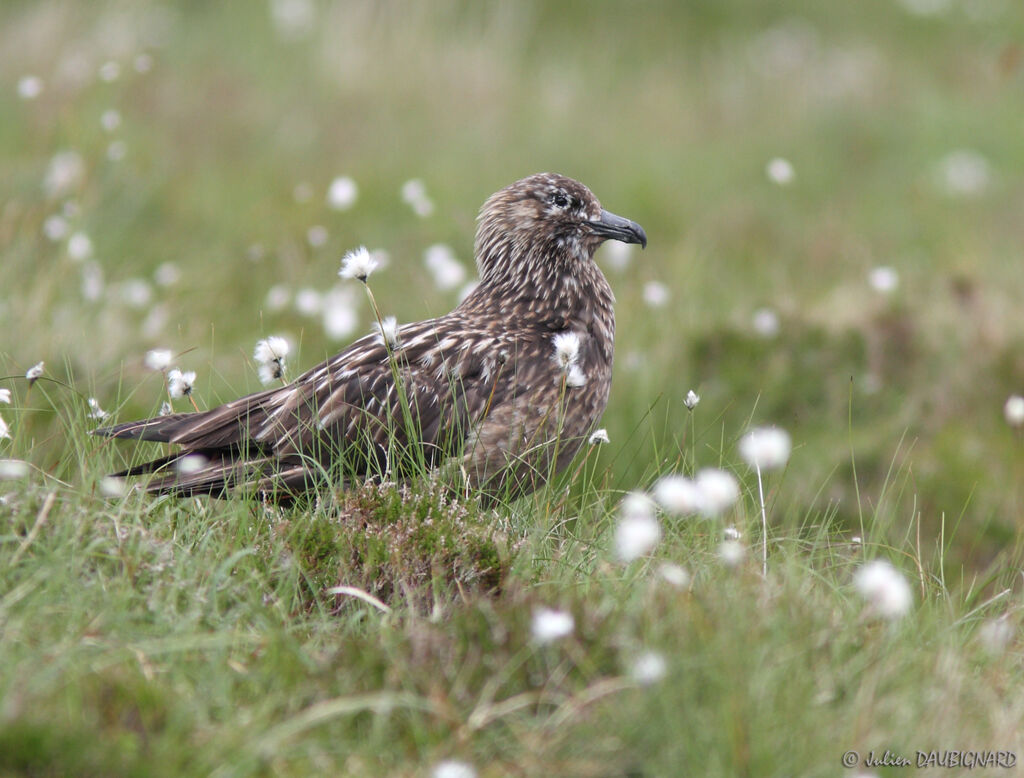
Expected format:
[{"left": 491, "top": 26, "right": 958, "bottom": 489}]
[{"left": 2, "top": 0, "right": 1024, "bottom": 775}]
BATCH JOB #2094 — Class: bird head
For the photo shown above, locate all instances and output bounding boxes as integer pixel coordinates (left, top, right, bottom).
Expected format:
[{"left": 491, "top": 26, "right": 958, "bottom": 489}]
[{"left": 474, "top": 173, "right": 647, "bottom": 285}]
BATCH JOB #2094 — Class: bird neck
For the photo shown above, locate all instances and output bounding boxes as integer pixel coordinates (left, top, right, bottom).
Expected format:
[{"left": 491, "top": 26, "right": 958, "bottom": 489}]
[{"left": 467, "top": 243, "right": 616, "bottom": 336}]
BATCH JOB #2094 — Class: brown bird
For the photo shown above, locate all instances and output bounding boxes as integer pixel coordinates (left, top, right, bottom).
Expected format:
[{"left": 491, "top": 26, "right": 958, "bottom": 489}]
[{"left": 96, "top": 173, "right": 647, "bottom": 503}]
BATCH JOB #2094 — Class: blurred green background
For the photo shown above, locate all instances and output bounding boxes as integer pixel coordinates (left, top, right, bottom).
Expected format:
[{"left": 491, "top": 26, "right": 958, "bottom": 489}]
[{"left": 2, "top": 0, "right": 1022, "bottom": 568}]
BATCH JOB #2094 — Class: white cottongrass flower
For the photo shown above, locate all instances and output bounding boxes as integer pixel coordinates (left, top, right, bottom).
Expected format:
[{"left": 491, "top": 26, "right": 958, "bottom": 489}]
[
  {"left": 26, "top": 362, "right": 45, "bottom": 386},
  {"left": 374, "top": 316, "right": 401, "bottom": 350},
  {"left": 657, "top": 562, "right": 691, "bottom": 589},
  {"left": 739, "top": 427, "right": 792, "bottom": 471},
  {"left": 322, "top": 287, "right": 359, "bottom": 340},
  {"left": 1004, "top": 395, "right": 1024, "bottom": 427},
  {"left": 424, "top": 244, "right": 466, "bottom": 290},
  {"left": 80, "top": 261, "right": 104, "bottom": 301},
  {"left": 177, "top": 454, "right": 209, "bottom": 474},
  {"left": 431, "top": 760, "right": 476, "bottom": 778},
  {"left": 43, "top": 214, "right": 69, "bottom": 242},
  {"left": 18, "top": 75, "right": 44, "bottom": 99},
  {"left": 154, "top": 262, "right": 181, "bottom": 287},
  {"left": 87, "top": 397, "right": 108, "bottom": 420},
  {"left": 253, "top": 336, "right": 290, "bottom": 366},
  {"left": 552, "top": 331, "right": 580, "bottom": 369},
  {"left": 327, "top": 175, "right": 358, "bottom": 210},
  {"left": 167, "top": 369, "right": 196, "bottom": 398},
  {"left": 294, "top": 287, "right": 323, "bottom": 315},
  {"left": 565, "top": 363, "right": 587, "bottom": 388},
  {"left": 264, "top": 284, "right": 290, "bottom": 312},
  {"left": 531, "top": 607, "right": 574, "bottom": 644},
  {"left": 599, "top": 240, "right": 633, "bottom": 272},
  {"left": 338, "top": 246, "right": 378, "bottom": 282},
  {"left": 694, "top": 468, "right": 740, "bottom": 517},
  {"left": 751, "top": 307, "right": 780, "bottom": 338},
  {"left": 642, "top": 280, "right": 670, "bottom": 307},
  {"left": 684, "top": 389, "right": 700, "bottom": 410},
  {"left": 854, "top": 559, "right": 913, "bottom": 620},
  {"left": 0, "top": 389, "right": 10, "bottom": 404},
  {"left": 144, "top": 349, "right": 173, "bottom": 371},
  {"left": 158, "top": 402, "right": 173, "bottom": 416},
  {"left": 100, "top": 109, "right": 122, "bottom": 132},
  {"left": 44, "top": 151, "right": 84, "bottom": 198},
  {"left": 723, "top": 526, "right": 742, "bottom": 541},
  {"left": 67, "top": 231, "right": 93, "bottom": 262},
  {"left": 401, "top": 179, "right": 434, "bottom": 217},
  {"left": 718, "top": 539, "right": 746, "bottom": 567},
  {"left": 118, "top": 278, "right": 153, "bottom": 309},
  {"left": 766, "top": 157, "right": 795, "bottom": 185},
  {"left": 270, "top": 0, "right": 316, "bottom": 38},
  {"left": 98, "top": 60, "right": 121, "bottom": 82},
  {"left": 254, "top": 336, "right": 290, "bottom": 384},
  {"left": 306, "top": 225, "right": 328, "bottom": 248},
  {"left": 0, "top": 459, "right": 30, "bottom": 479},
  {"left": 0, "top": 416, "right": 10, "bottom": 440},
  {"left": 99, "top": 476, "right": 127, "bottom": 497},
  {"left": 868, "top": 266, "right": 899, "bottom": 294},
  {"left": 978, "top": 617, "right": 1013, "bottom": 656},
  {"left": 629, "top": 651, "right": 668, "bottom": 685},
  {"left": 653, "top": 475, "right": 700, "bottom": 516},
  {"left": 936, "top": 149, "right": 990, "bottom": 197},
  {"left": 614, "top": 492, "right": 661, "bottom": 563},
  {"left": 588, "top": 428, "right": 610, "bottom": 445}
]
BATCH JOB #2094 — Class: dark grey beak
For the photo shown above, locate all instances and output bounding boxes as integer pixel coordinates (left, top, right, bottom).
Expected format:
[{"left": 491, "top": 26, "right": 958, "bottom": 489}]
[{"left": 589, "top": 209, "right": 647, "bottom": 249}]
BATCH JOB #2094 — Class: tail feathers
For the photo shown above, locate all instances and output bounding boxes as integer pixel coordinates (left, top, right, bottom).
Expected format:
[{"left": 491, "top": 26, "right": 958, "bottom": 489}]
[
  {"left": 94, "top": 413, "right": 197, "bottom": 444},
  {"left": 114, "top": 450, "right": 314, "bottom": 500}
]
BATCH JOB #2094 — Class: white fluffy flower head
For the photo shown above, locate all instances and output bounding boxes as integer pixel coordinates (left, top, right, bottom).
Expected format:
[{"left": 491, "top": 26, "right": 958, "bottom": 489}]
[
  {"left": 694, "top": 468, "right": 740, "bottom": 517},
  {"left": 531, "top": 607, "right": 574, "bottom": 644},
  {"left": 144, "top": 349, "right": 173, "bottom": 371},
  {"left": 254, "top": 336, "right": 290, "bottom": 366},
  {"left": 432, "top": 760, "right": 476, "bottom": 778},
  {"left": 854, "top": 560, "right": 913, "bottom": 620},
  {"left": 684, "top": 389, "right": 700, "bottom": 410},
  {"left": 374, "top": 316, "right": 401, "bottom": 350},
  {"left": 0, "top": 389, "right": 10, "bottom": 404},
  {"left": 588, "top": 428, "right": 610, "bottom": 445},
  {"left": 1004, "top": 395, "right": 1024, "bottom": 428},
  {"left": 167, "top": 369, "right": 196, "bottom": 398},
  {"left": 766, "top": 157, "right": 795, "bottom": 185},
  {"left": 653, "top": 475, "right": 700, "bottom": 516},
  {"left": 552, "top": 331, "right": 580, "bottom": 369},
  {"left": 338, "top": 246, "right": 378, "bottom": 282},
  {"left": 327, "top": 175, "right": 358, "bottom": 210},
  {"left": 630, "top": 651, "right": 668, "bottom": 686},
  {"left": 26, "top": 362, "right": 45, "bottom": 385},
  {"left": 739, "top": 427, "right": 792, "bottom": 471},
  {"left": 614, "top": 492, "right": 661, "bottom": 563}
]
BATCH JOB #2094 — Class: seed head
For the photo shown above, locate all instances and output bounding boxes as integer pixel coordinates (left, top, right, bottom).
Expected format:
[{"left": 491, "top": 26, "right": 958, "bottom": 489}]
[
  {"left": 684, "top": 389, "right": 700, "bottom": 410},
  {"left": 145, "top": 349, "right": 173, "bottom": 371},
  {"left": 531, "top": 607, "right": 574, "bottom": 644},
  {"left": 338, "top": 246, "right": 378, "bottom": 282},
  {"left": 25, "top": 362, "right": 45, "bottom": 386},
  {"left": 738, "top": 426, "right": 792, "bottom": 471},
  {"left": 374, "top": 316, "right": 401, "bottom": 350},
  {"left": 167, "top": 369, "right": 196, "bottom": 398},
  {"left": 1004, "top": 395, "right": 1024, "bottom": 427},
  {"left": 588, "top": 428, "right": 610, "bottom": 445},
  {"left": 854, "top": 559, "right": 912, "bottom": 620}
]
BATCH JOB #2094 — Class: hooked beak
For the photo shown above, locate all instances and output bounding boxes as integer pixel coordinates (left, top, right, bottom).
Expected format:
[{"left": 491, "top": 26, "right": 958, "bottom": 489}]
[{"left": 588, "top": 209, "right": 647, "bottom": 249}]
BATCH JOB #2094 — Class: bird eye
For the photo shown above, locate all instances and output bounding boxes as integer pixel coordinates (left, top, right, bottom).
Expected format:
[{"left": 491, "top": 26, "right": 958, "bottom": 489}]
[{"left": 551, "top": 192, "right": 569, "bottom": 209}]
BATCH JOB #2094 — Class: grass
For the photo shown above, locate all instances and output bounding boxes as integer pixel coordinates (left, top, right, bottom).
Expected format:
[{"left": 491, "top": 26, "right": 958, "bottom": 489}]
[{"left": 2, "top": 0, "right": 1024, "bottom": 775}]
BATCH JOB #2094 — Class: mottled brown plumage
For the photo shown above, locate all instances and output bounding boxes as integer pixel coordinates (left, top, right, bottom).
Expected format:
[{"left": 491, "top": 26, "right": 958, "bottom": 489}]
[{"left": 96, "top": 173, "right": 647, "bottom": 503}]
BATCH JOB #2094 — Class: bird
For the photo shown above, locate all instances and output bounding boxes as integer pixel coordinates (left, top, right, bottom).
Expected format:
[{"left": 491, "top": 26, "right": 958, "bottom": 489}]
[{"left": 95, "top": 173, "right": 647, "bottom": 504}]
